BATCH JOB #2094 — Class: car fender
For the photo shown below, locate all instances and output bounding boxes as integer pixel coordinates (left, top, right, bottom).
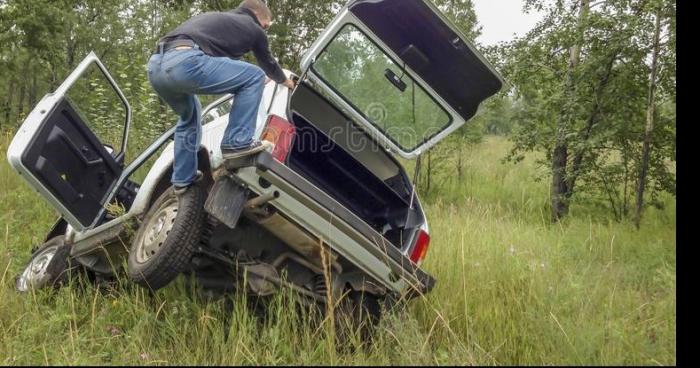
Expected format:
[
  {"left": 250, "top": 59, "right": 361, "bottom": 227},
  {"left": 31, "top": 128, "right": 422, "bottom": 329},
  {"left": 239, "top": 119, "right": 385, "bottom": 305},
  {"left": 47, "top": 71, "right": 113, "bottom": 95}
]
[{"left": 129, "top": 141, "right": 176, "bottom": 216}]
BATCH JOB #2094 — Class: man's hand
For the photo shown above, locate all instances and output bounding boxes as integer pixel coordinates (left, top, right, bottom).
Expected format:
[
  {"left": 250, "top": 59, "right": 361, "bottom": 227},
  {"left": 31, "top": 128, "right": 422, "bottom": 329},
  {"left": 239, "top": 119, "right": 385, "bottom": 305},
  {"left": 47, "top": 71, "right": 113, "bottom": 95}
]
[{"left": 282, "top": 78, "right": 296, "bottom": 90}]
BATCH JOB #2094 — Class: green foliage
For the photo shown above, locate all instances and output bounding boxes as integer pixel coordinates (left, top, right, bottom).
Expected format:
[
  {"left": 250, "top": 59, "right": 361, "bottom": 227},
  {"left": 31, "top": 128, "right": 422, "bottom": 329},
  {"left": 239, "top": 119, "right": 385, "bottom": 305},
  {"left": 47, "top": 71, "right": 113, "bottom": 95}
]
[
  {"left": 472, "top": 95, "right": 518, "bottom": 136},
  {"left": 500, "top": 0, "right": 676, "bottom": 221},
  {"left": 198, "top": 0, "right": 344, "bottom": 72},
  {"left": 0, "top": 1, "right": 676, "bottom": 363},
  {"left": 314, "top": 24, "right": 452, "bottom": 151},
  {"left": 0, "top": 135, "right": 676, "bottom": 365},
  {"left": 432, "top": 0, "right": 482, "bottom": 42},
  {"left": 0, "top": 0, "right": 356, "bottom": 174}
]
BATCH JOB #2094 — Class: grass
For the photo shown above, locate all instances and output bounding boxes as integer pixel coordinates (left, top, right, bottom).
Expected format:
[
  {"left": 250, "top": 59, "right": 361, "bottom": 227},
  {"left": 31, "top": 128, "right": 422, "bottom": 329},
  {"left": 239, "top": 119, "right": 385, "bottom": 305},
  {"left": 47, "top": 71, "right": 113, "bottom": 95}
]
[{"left": 0, "top": 132, "right": 676, "bottom": 365}]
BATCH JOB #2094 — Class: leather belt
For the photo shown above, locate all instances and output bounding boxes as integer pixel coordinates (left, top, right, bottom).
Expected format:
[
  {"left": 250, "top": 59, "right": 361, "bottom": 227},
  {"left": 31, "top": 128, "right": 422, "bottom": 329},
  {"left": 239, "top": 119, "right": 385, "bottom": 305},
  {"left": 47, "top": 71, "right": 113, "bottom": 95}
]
[{"left": 154, "top": 38, "right": 197, "bottom": 54}]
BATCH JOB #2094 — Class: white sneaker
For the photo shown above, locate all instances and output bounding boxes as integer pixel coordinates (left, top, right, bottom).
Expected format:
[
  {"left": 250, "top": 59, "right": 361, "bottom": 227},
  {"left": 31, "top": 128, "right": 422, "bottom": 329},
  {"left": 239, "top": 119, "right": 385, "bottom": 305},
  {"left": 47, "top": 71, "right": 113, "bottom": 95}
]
[{"left": 221, "top": 140, "right": 275, "bottom": 160}]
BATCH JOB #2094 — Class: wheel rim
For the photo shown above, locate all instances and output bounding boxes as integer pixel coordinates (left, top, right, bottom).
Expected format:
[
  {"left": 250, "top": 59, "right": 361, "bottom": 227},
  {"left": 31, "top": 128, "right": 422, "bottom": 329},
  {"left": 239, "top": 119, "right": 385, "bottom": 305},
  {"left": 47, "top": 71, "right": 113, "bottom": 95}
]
[
  {"left": 134, "top": 196, "right": 179, "bottom": 264},
  {"left": 16, "top": 244, "right": 60, "bottom": 292}
]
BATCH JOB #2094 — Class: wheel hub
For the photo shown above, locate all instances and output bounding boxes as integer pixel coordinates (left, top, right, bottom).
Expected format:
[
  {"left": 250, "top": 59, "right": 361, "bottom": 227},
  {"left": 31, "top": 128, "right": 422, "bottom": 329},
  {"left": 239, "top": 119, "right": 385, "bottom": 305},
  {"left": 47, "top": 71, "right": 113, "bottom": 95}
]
[
  {"left": 135, "top": 197, "right": 178, "bottom": 264},
  {"left": 16, "top": 245, "right": 59, "bottom": 292}
]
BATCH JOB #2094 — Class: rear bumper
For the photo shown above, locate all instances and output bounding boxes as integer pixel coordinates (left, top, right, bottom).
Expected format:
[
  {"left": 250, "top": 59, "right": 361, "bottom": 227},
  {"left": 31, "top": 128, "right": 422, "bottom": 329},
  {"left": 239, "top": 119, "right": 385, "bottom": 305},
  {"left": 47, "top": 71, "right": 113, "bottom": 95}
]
[{"left": 225, "top": 152, "right": 436, "bottom": 296}]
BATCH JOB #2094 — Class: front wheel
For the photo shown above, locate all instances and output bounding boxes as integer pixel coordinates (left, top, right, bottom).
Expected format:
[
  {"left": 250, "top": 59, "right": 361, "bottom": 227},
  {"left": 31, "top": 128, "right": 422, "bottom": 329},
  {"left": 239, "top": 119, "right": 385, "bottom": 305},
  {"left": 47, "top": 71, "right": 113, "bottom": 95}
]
[
  {"left": 15, "top": 236, "right": 79, "bottom": 292},
  {"left": 127, "top": 185, "right": 207, "bottom": 291}
]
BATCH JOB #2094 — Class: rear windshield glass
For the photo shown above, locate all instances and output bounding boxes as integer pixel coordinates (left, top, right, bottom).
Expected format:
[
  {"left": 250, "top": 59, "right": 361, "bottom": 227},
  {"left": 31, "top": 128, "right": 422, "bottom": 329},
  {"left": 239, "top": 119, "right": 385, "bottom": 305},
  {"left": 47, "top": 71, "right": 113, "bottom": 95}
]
[{"left": 312, "top": 24, "right": 451, "bottom": 152}]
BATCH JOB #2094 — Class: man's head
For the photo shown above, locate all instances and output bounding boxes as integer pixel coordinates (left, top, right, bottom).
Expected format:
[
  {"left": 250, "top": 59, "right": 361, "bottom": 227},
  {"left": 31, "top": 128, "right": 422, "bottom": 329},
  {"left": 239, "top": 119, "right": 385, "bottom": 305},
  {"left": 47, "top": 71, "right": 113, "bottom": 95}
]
[{"left": 239, "top": 0, "right": 273, "bottom": 30}]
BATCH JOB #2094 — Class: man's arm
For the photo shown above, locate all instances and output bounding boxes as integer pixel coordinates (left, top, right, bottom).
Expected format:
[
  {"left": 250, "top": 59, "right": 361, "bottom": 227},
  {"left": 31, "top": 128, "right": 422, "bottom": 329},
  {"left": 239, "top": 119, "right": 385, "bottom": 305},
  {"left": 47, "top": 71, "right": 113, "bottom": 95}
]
[{"left": 252, "top": 31, "right": 295, "bottom": 89}]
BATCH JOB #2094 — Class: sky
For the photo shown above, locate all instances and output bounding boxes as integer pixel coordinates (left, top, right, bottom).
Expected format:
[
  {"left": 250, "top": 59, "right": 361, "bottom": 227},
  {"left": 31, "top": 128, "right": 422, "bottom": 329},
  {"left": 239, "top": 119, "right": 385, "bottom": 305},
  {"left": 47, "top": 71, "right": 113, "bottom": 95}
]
[{"left": 472, "top": 0, "right": 546, "bottom": 46}]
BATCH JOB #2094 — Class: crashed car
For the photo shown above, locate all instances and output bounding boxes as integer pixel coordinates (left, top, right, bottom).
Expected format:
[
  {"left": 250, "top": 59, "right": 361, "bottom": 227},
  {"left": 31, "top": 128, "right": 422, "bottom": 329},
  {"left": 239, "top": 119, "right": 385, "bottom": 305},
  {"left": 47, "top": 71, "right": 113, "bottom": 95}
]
[{"left": 7, "top": 0, "right": 503, "bottom": 325}]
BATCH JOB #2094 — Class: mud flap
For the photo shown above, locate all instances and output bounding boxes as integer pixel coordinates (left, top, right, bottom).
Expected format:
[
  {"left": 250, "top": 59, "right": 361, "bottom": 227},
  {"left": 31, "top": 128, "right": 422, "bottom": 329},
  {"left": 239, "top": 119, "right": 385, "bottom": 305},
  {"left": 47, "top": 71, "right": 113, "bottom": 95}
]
[{"left": 204, "top": 174, "right": 248, "bottom": 229}]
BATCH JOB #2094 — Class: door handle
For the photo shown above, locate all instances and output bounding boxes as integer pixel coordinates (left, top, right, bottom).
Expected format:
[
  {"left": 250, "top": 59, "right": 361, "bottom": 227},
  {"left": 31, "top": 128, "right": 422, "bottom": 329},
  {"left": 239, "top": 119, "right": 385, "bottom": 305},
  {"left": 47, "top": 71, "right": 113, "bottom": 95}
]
[{"left": 51, "top": 127, "right": 105, "bottom": 167}]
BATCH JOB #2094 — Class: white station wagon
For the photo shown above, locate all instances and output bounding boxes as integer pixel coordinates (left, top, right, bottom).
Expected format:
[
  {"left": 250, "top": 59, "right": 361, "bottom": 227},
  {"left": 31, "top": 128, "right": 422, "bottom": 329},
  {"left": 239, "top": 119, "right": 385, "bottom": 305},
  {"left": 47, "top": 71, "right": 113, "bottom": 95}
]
[{"left": 7, "top": 0, "right": 503, "bottom": 329}]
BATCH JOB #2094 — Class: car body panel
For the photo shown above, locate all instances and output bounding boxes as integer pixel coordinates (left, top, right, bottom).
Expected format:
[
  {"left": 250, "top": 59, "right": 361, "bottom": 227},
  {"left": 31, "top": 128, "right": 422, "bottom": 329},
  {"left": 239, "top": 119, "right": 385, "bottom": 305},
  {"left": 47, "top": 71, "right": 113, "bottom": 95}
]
[
  {"left": 7, "top": 52, "right": 132, "bottom": 232},
  {"left": 300, "top": 0, "right": 505, "bottom": 159},
  {"left": 224, "top": 152, "right": 435, "bottom": 294},
  {"left": 67, "top": 76, "right": 286, "bottom": 252},
  {"left": 10, "top": 52, "right": 434, "bottom": 295}
]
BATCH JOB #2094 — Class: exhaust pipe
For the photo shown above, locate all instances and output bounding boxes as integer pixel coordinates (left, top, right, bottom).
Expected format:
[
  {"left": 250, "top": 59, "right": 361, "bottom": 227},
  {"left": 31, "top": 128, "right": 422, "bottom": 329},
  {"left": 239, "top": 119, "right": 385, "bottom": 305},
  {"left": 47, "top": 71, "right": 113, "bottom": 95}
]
[
  {"left": 243, "top": 203, "right": 339, "bottom": 272},
  {"left": 245, "top": 190, "right": 279, "bottom": 209}
]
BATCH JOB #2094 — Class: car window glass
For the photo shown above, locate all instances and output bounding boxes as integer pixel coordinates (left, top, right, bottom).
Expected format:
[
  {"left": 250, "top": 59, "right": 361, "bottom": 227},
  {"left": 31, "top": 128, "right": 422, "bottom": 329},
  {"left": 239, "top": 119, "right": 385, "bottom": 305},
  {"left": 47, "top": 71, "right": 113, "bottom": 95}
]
[
  {"left": 312, "top": 24, "right": 451, "bottom": 152},
  {"left": 65, "top": 63, "right": 127, "bottom": 158}
]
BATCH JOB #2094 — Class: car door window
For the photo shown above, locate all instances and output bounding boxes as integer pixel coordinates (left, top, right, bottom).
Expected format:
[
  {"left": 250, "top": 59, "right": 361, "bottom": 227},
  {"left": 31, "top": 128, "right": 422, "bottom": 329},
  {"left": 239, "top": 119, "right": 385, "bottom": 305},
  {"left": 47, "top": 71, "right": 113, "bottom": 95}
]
[
  {"left": 7, "top": 53, "right": 131, "bottom": 231},
  {"left": 64, "top": 62, "right": 128, "bottom": 159}
]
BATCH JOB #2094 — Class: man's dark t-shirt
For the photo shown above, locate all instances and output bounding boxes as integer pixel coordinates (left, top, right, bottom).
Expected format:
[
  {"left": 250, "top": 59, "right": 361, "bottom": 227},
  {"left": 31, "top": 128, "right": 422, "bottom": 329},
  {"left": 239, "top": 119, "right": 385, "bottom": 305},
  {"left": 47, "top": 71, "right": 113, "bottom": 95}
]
[{"left": 163, "top": 7, "right": 287, "bottom": 84}]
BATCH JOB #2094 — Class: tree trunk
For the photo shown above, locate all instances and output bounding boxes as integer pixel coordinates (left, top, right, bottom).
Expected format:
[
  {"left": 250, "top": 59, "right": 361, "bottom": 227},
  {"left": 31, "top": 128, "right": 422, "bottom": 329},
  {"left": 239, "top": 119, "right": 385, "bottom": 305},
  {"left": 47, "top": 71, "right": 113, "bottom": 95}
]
[
  {"left": 67, "top": 41, "right": 76, "bottom": 70},
  {"left": 457, "top": 140, "right": 463, "bottom": 180},
  {"left": 635, "top": 10, "right": 662, "bottom": 229},
  {"left": 427, "top": 149, "right": 432, "bottom": 193},
  {"left": 414, "top": 154, "right": 423, "bottom": 192},
  {"left": 47, "top": 60, "right": 58, "bottom": 91},
  {"left": 2, "top": 77, "right": 15, "bottom": 129},
  {"left": 551, "top": 0, "right": 589, "bottom": 222},
  {"left": 28, "top": 65, "right": 38, "bottom": 107},
  {"left": 623, "top": 152, "right": 630, "bottom": 217},
  {"left": 551, "top": 143, "right": 569, "bottom": 220},
  {"left": 566, "top": 49, "right": 618, "bottom": 200},
  {"left": 16, "top": 62, "right": 29, "bottom": 123}
]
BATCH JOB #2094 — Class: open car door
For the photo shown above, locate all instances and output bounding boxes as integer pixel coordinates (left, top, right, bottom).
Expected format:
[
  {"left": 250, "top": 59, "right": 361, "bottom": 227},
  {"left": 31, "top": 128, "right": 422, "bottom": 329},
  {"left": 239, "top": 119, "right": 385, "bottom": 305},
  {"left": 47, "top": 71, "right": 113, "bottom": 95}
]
[
  {"left": 7, "top": 52, "right": 131, "bottom": 232},
  {"left": 301, "top": 0, "right": 506, "bottom": 159}
]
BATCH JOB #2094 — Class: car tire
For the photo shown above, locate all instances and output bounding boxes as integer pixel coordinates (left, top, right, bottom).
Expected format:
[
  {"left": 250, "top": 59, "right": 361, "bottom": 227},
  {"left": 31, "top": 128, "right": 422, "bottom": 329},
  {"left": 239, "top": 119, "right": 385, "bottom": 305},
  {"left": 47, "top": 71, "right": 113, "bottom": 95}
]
[
  {"left": 15, "top": 236, "right": 81, "bottom": 292},
  {"left": 335, "top": 290, "right": 382, "bottom": 347},
  {"left": 350, "top": 291, "right": 382, "bottom": 340},
  {"left": 127, "top": 185, "right": 207, "bottom": 291}
]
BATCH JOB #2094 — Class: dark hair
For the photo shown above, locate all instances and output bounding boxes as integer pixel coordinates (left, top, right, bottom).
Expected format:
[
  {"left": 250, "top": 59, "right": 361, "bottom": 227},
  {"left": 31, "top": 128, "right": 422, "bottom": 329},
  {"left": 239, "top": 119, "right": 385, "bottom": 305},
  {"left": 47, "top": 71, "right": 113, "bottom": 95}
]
[{"left": 239, "top": 0, "right": 272, "bottom": 20}]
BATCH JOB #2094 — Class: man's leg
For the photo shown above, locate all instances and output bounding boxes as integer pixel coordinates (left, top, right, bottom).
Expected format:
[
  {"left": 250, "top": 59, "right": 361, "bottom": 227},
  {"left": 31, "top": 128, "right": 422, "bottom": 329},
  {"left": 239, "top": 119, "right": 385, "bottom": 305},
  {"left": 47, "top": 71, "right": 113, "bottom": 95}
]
[
  {"left": 169, "top": 93, "right": 202, "bottom": 187},
  {"left": 148, "top": 52, "right": 202, "bottom": 188},
  {"left": 192, "top": 57, "right": 267, "bottom": 153},
  {"left": 219, "top": 64, "right": 265, "bottom": 150}
]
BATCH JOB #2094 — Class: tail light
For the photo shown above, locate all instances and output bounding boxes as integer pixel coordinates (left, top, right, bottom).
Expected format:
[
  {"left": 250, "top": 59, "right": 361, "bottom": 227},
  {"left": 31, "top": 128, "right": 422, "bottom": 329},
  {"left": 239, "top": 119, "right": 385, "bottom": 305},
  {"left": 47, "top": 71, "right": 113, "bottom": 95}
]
[
  {"left": 261, "top": 114, "right": 296, "bottom": 163},
  {"left": 409, "top": 229, "right": 431, "bottom": 266}
]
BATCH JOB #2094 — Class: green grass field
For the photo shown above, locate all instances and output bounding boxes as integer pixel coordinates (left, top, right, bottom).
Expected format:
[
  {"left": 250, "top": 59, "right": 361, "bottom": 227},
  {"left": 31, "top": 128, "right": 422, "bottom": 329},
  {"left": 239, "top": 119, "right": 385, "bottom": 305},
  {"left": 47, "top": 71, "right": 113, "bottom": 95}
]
[{"left": 0, "top": 132, "right": 676, "bottom": 365}]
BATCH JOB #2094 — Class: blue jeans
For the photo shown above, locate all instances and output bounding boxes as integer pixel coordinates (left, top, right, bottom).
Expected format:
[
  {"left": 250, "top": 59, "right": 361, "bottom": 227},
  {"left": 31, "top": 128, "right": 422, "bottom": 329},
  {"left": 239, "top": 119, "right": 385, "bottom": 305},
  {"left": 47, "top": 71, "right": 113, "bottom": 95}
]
[{"left": 147, "top": 47, "right": 266, "bottom": 186}]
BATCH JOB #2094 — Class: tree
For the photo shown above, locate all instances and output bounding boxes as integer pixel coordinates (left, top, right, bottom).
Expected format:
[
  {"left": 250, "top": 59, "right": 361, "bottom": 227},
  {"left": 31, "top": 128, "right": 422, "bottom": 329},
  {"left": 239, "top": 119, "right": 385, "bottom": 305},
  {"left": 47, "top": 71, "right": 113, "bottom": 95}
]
[
  {"left": 433, "top": 0, "right": 481, "bottom": 42},
  {"left": 635, "top": 0, "right": 676, "bottom": 228},
  {"left": 198, "top": 0, "right": 343, "bottom": 73},
  {"left": 501, "top": 0, "right": 676, "bottom": 223}
]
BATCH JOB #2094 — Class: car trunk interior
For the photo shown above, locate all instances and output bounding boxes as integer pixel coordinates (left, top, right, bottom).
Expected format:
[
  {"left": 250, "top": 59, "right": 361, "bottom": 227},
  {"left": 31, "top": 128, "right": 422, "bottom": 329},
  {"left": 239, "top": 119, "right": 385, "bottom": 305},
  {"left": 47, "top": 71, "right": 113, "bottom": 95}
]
[{"left": 287, "top": 82, "right": 423, "bottom": 248}]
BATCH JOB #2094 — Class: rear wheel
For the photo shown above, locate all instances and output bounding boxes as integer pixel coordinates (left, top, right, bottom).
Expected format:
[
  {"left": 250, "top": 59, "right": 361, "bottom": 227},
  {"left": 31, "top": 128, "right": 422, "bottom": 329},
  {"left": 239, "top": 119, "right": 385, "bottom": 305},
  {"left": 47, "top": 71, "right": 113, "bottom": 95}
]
[
  {"left": 335, "top": 290, "right": 382, "bottom": 347},
  {"left": 127, "top": 185, "right": 207, "bottom": 291}
]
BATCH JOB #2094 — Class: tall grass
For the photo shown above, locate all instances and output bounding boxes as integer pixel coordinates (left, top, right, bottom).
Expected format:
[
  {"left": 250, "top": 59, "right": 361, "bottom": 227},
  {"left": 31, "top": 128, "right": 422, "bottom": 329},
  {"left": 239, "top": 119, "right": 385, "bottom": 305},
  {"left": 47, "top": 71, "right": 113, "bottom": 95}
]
[{"left": 0, "top": 133, "right": 675, "bottom": 365}]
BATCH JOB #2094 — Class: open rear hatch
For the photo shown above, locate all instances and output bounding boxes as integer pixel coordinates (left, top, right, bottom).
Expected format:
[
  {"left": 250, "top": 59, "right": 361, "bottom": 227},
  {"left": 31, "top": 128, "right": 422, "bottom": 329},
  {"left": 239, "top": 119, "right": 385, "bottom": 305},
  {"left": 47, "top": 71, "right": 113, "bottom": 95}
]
[{"left": 301, "top": 0, "right": 505, "bottom": 159}]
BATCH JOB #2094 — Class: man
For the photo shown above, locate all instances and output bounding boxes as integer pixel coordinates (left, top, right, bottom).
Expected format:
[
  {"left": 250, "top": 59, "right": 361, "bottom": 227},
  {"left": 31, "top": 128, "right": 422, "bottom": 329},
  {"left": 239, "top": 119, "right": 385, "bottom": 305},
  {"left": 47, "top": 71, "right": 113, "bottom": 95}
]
[{"left": 148, "top": 0, "right": 296, "bottom": 193}]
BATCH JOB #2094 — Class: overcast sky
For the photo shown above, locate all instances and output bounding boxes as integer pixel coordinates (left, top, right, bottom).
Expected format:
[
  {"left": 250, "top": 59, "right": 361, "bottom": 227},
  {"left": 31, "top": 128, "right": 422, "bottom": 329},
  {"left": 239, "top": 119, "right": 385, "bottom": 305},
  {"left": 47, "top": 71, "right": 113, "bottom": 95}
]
[{"left": 472, "top": 0, "right": 546, "bottom": 46}]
